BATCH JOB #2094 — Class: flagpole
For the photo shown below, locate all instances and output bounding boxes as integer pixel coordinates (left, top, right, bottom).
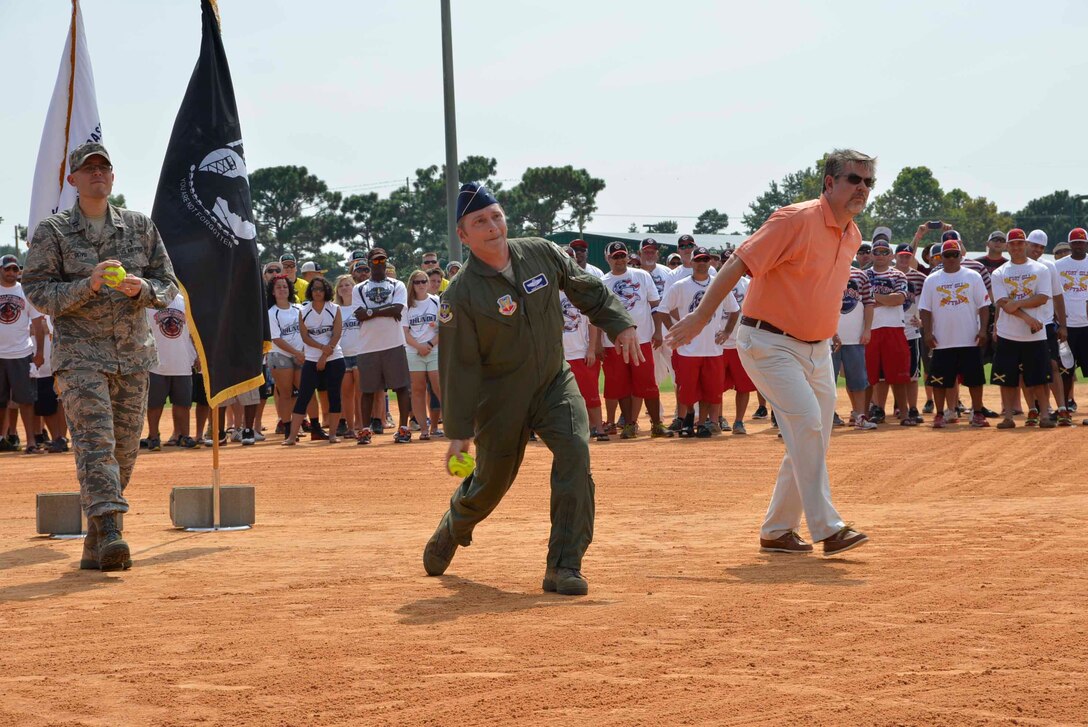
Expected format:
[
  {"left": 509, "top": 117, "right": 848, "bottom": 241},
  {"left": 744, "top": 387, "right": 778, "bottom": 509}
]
[
  {"left": 440, "top": 0, "right": 461, "bottom": 263},
  {"left": 211, "top": 409, "right": 221, "bottom": 529}
]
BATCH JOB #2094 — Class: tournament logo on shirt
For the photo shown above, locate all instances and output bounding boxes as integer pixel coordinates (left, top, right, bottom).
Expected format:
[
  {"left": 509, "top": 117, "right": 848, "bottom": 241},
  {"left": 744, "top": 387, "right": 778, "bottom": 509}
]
[
  {"left": 1060, "top": 271, "right": 1088, "bottom": 293},
  {"left": 610, "top": 278, "right": 642, "bottom": 310},
  {"left": 561, "top": 297, "right": 581, "bottom": 333},
  {"left": 841, "top": 280, "right": 862, "bottom": 314},
  {"left": 688, "top": 290, "right": 705, "bottom": 314},
  {"left": 1006, "top": 275, "right": 1037, "bottom": 300},
  {"left": 365, "top": 284, "right": 392, "bottom": 305},
  {"left": 154, "top": 307, "right": 187, "bottom": 338},
  {"left": 936, "top": 283, "right": 971, "bottom": 307},
  {"left": 0, "top": 294, "right": 24, "bottom": 325}
]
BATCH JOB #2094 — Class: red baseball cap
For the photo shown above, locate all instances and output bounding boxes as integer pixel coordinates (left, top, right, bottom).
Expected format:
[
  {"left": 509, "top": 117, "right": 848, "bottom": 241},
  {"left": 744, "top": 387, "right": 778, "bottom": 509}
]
[
  {"left": 1069, "top": 228, "right": 1088, "bottom": 243},
  {"left": 1006, "top": 228, "right": 1027, "bottom": 242},
  {"left": 570, "top": 238, "right": 588, "bottom": 250},
  {"left": 941, "top": 240, "right": 961, "bottom": 254}
]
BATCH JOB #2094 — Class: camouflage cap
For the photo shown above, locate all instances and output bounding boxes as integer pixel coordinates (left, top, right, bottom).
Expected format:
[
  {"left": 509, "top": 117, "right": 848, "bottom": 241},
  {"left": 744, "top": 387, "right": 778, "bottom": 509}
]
[{"left": 69, "top": 142, "right": 111, "bottom": 172}]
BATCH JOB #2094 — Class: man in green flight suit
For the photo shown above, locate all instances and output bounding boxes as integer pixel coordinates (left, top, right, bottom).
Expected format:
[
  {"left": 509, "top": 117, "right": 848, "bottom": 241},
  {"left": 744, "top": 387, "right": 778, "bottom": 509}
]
[{"left": 423, "top": 182, "right": 640, "bottom": 596}]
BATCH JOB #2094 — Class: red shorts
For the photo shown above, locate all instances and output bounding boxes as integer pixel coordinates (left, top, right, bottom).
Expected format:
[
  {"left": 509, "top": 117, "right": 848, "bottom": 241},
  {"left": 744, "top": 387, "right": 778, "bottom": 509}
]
[
  {"left": 671, "top": 352, "right": 725, "bottom": 406},
  {"left": 602, "top": 343, "right": 658, "bottom": 400},
  {"left": 865, "top": 327, "right": 911, "bottom": 385},
  {"left": 567, "top": 357, "right": 602, "bottom": 409},
  {"left": 721, "top": 348, "right": 756, "bottom": 393}
]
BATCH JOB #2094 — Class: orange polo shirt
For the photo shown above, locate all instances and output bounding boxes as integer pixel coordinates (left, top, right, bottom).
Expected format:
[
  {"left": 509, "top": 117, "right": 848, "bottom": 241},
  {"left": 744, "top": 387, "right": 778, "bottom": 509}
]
[{"left": 735, "top": 196, "right": 861, "bottom": 341}]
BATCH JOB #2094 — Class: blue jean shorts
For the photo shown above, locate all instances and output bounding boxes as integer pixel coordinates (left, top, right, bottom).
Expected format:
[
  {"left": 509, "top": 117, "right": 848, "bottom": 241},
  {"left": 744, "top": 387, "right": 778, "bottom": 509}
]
[{"left": 832, "top": 343, "right": 868, "bottom": 392}]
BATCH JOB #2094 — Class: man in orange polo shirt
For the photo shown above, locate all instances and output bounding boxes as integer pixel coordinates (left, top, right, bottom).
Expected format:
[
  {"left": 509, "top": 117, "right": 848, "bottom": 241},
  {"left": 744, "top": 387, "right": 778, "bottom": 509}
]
[{"left": 667, "top": 149, "right": 872, "bottom": 557}]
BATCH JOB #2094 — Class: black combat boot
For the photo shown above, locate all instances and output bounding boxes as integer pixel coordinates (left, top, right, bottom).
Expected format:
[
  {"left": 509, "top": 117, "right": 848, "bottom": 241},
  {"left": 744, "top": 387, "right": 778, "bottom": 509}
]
[{"left": 93, "top": 513, "right": 131, "bottom": 572}]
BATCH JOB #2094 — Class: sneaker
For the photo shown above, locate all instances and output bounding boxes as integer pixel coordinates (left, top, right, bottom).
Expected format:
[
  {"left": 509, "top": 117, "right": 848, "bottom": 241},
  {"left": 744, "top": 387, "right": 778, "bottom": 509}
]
[
  {"left": 386, "top": 413, "right": 395, "bottom": 429},
  {"left": 310, "top": 419, "right": 329, "bottom": 441},
  {"left": 694, "top": 423, "right": 713, "bottom": 438},
  {"left": 6, "top": 433, "right": 18, "bottom": 448},
  {"left": 752, "top": 405, "right": 768, "bottom": 419},
  {"left": 620, "top": 424, "right": 638, "bottom": 439},
  {"left": 602, "top": 422, "right": 618, "bottom": 436},
  {"left": 274, "top": 420, "right": 287, "bottom": 435},
  {"left": 230, "top": 428, "right": 243, "bottom": 443},
  {"left": 253, "top": 430, "right": 266, "bottom": 441},
  {"left": 922, "top": 400, "right": 935, "bottom": 414},
  {"left": 336, "top": 419, "right": 349, "bottom": 437},
  {"left": 718, "top": 416, "right": 732, "bottom": 432},
  {"left": 148, "top": 436, "right": 162, "bottom": 452},
  {"left": 759, "top": 531, "right": 813, "bottom": 554},
  {"left": 370, "top": 418, "right": 384, "bottom": 435},
  {"left": 705, "top": 420, "right": 723, "bottom": 436},
  {"left": 821, "top": 525, "right": 868, "bottom": 556},
  {"left": 393, "top": 425, "right": 412, "bottom": 443},
  {"left": 431, "top": 429, "right": 444, "bottom": 438},
  {"left": 47, "top": 436, "right": 70, "bottom": 453},
  {"left": 423, "top": 511, "right": 458, "bottom": 576},
  {"left": 409, "top": 417, "right": 421, "bottom": 432},
  {"left": 203, "top": 435, "right": 214, "bottom": 447},
  {"left": 944, "top": 409, "right": 960, "bottom": 424},
  {"left": 650, "top": 422, "right": 674, "bottom": 438},
  {"left": 871, "top": 407, "right": 886, "bottom": 424},
  {"left": 1039, "top": 416, "right": 1057, "bottom": 429},
  {"left": 356, "top": 427, "right": 373, "bottom": 445},
  {"left": 980, "top": 406, "right": 1001, "bottom": 419},
  {"left": 970, "top": 412, "right": 990, "bottom": 428},
  {"left": 932, "top": 413, "right": 946, "bottom": 429},
  {"left": 138, "top": 437, "right": 149, "bottom": 450},
  {"left": 1025, "top": 409, "right": 1040, "bottom": 427},
  {"left": 668, "top": 417, "right": 684, "bottom": 433},
  {"left": 731, "top": 421, "right": 747, "bottom": 435},
  {"left": 1067, "top": 399, "right": 1078, "bottom": 413},
  {"left": 1057, "top": 410, "right": 1073, "bottom": 427},
  {"left": 541, "top": 567, "right": 589, "bottom": 596},
  {"left": 592, "top": 428, "right": 610, "bottom": 442},
  {"left": 955, "top": 401, "right": 966, "bottom": 415},
  {"left": 178, "top": 435, "right": 200, "bottom": 449},
  {"left": 899, "top": 416, "right": 918, "bottom": 427},
  {"left": 908, "top": 407, "right": 923, "bottom": 424},
  {"left": 996, "top": 418, "right": 1016, "bottom": 429},
  {"left": 833, "top": 412, "right": 845, "bottom": 427},
  {"left": 241, "top": 428, "right": 256, "bottom": 445},
  {"left": 855, "top": 415, "right": 877, "bottom": 431}
]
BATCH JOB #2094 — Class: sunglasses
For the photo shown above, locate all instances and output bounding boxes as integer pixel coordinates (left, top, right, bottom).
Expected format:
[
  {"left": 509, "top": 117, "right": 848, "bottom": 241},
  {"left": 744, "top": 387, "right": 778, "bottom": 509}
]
[
  {"left": 609, "top": 252, "right": 628, "bottom": 259},
  {"left": 370, "top": 257, "right": 387, "bottom": 264},
  {"left": 678, "top": 243, "right": 695, "bottom": 250},
  {"left": 941, "top": 251, "right": 961, "bottom": 258},
  {"left": 872, "top": 250, "right": 892, "bottom": 256},
  {"left": 266, "top": 267, "right": 282, "bottom": 273},
  {"left": 837, "top": 173, "right": 876, "bottom": 188},
  {"left": 412, "top": 280, "right": 428, "bottom": 286}
]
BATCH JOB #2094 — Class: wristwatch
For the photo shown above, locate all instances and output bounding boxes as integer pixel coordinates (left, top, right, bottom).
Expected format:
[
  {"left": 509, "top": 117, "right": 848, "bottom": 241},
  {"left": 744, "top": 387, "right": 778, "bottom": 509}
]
[{"left": 366, "top": 308, "right": 374, "bottom": 317}]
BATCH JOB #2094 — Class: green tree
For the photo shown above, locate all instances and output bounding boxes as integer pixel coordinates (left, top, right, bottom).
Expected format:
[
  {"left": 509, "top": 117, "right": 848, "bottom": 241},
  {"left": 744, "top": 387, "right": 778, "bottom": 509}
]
[
  {"left": 249, "top": 165, "right": 350, "bottom": 262},
  {"left": 741, "top": 163, "right": 822, "bottom": 232},
  {"left": 1014, "top": 190, "right": 1086, "bottom": 246},
  {"left": 693, "top": 208, "right": 729, "bottom": 235},
  {"left": 940, "top": 190, "right": 1014, "bottom": 251},
  {"left": 504, "top": 165, "right": 605, "bottom": 237},
  {"left": 867, "top": 166, "right": 944, "bottom": 241},
  {"left": 644, "top": 220, "right": 678, "bottom": 234},
  {"left": 627, "top": 222, "right": 639, "bottom": 233}
]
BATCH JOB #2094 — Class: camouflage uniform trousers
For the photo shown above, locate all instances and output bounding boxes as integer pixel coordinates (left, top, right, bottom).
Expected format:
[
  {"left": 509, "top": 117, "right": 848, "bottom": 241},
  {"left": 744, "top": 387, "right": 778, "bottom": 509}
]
[{"left": 54, "top": 370, "right": 149, "bottom": 518}]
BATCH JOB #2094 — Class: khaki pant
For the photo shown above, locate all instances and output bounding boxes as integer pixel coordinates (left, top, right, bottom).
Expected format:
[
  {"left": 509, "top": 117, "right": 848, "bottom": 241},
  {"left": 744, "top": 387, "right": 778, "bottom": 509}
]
[{"left": 55, "top": 370, "right": 149, "bottom": 518}]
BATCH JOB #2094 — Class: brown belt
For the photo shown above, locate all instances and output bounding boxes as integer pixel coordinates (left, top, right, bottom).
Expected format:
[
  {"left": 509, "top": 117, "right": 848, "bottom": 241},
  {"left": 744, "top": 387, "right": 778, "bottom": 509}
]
[{"left": 740, "top": 316, "right": 822, "bottom": 345}]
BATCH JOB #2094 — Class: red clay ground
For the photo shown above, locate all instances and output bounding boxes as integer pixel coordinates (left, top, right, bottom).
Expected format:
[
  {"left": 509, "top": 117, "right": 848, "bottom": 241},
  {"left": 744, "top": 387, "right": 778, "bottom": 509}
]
[{"left": 1, "top": 389, "right": 1085, "bottom": 726}]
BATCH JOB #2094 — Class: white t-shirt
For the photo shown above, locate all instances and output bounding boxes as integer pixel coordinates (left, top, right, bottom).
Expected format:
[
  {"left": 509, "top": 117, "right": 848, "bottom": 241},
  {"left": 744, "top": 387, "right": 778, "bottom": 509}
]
[
  {"left": 299, "top": 302, "right": 344, "bottom": 362},
  {"left": 866, "top": 267, "right": 908, "bottom": 330},
  {"left": 660, "top": 275, "right": 739, "bottom": 357},
  {"left": 918, "top": 268, "right": 989, "bottom": 349},
  {"left": 405, "top": 295, "right": 440, "bottom": 347},
  {"left": 0, "top": 282, "right": 43, "bottom": 358},
  {"left": 338, "top": 302, "right": 365, "bottom": 357},
  {"left": 269, "top": 303, "right": 304, "bottom": 357},
  {"left": 991, "top": 260, "right": 1052, "bottom": 342},
  {"left": 30, "top": 312, "right": 53, "bottom": 378},
  {"left": 580, "top": 263, "right": 605, "bottom": 280},
  {"left": 668, "top": 264, "right": 716, "bottom": 285},
  {"left": 719, "top": 277, "right": 749, "bottom": 350},
  {"left": 601, "top": 268, "right": 659, "bottom": 347},
  {"left": 559, "top": 290, "right": 590, "bottom": 361},
  {"left": 147, "top": 294, "right": 197, "bottom": 376},
  {"left": 1055, "top": 255, "right": 1088, "bottom": 328},
  {"left": 353, "top": 278, "right": 408, "bottom": 353},
  {"left": 643, "top": 264, "right": 673, "bottom": 312},
  {"left": 1032, "top": 257, "right": 1063, "bottom": 325}
]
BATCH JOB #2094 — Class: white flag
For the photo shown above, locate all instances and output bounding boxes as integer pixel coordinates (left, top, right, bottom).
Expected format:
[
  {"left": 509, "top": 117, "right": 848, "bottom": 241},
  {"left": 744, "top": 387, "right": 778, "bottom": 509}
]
[{"left": 27, "top": 0, "right": 102, "bottom": 244}]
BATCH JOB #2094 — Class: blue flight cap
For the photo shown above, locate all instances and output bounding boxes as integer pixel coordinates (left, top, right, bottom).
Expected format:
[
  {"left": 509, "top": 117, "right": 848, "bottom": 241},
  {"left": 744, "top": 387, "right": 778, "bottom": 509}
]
[{"left": 456, "top": 182, "right": 499, "bottom": 222}]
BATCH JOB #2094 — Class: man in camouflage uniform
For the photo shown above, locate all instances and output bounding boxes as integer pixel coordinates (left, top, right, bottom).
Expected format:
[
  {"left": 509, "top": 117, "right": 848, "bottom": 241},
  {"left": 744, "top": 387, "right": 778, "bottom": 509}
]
[
  {"left": 24, "top": 142, "right": 179, "bottom": 572},
  {"left": 423, "top": 182, "right": 638, "bottom": 596}
]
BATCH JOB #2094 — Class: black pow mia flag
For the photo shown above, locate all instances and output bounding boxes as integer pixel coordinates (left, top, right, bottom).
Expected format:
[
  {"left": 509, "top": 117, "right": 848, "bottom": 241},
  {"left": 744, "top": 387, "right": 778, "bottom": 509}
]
[{"left": 152, "top": 0, "right": 268, "bottom": 406}]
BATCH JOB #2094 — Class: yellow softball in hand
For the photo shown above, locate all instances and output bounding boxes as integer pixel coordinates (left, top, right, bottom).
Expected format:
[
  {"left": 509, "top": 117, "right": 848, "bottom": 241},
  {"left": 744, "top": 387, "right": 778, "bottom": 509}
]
[
  {"left": 103, "top": 264, "right": 127, "bottom": 288},
  {"left": 448, "top": 453, "right": 475, "bottom": 478}
]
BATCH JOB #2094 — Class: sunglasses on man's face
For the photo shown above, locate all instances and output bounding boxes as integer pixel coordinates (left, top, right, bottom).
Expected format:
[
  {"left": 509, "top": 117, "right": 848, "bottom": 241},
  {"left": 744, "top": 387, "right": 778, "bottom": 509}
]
[
  {"left": 837, "top": 173, "right": 876, "bottom": 189},
  {"left": 266, "top": 268, "right": 282, "bottom": 274},
  {"left": 942, "top": 251, "right": 961, "bottom": 259},
  {"left": 872, "top": 250, "right": 891, "bottom": 256}
]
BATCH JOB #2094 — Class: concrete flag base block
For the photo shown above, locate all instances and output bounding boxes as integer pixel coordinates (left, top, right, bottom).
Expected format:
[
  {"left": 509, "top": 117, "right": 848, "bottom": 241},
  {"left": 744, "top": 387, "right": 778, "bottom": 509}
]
[
  {"left": 36, "top": 493, "right": 123, "bottom": 536},
  {"left": 170, "top": 485, "right": 255, "bottom": 529}
]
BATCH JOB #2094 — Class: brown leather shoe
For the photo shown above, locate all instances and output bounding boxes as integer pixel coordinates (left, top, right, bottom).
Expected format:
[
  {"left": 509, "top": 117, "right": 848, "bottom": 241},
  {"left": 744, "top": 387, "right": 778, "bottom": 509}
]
[
  {"left": 759, "top": 531, "right": 813, "bottom": 554},
  {"left": 423, "top": 511, "right": 458, "bottom": 576},
  {"left": 821, "top": 525, "right": 868, "bottom": 556}
]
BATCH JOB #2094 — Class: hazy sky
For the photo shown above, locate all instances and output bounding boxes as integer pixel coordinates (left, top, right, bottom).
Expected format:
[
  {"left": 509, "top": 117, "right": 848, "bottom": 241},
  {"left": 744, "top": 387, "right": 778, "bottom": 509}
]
[{"left": 3, "top": 0, "right": 1087, "bottom": 245}]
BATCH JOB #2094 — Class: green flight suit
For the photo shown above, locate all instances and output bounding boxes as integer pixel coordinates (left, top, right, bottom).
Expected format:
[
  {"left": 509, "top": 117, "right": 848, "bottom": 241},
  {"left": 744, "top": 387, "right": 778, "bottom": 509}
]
[{"left": 438, "top": 237, "right": 634, "bottom": 570}]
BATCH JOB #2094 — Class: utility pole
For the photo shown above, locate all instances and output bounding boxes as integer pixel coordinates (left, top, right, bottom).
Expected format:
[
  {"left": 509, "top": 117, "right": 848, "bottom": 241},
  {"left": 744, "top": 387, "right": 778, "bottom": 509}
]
[{"left": 440, "top": 0, "right": 461, "bottom": 263}]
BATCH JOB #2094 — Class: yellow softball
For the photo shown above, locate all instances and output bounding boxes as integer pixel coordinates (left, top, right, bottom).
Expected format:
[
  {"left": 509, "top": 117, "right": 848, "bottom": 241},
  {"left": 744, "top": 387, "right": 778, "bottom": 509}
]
[
  {"left": 448, "top": 452, "right": 475, "bottom": 478},
  {"left": 103, "top": 264, "right": 127, "bottom": 288}
]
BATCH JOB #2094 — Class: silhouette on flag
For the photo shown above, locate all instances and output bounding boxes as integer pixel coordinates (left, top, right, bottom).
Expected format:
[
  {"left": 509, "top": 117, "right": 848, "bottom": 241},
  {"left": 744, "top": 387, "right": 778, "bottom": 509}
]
[{"left": 152, "top": 0, "right": 267, "bottom": 406}]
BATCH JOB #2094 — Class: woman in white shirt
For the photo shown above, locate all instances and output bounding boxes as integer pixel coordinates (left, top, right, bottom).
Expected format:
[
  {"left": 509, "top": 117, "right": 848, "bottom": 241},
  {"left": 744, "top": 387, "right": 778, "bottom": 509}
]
[
  {"left": 284, "top": 277, "right": 345, "bottom": 445},
  {"left": 403, "top": 270, "right": 442, "bottom": 440},
  {"left": 267, "top": 275, "right": 304, "bottom": 436},
  {"left": 335, "top": 274, "right": 364, "bottom": 438}
]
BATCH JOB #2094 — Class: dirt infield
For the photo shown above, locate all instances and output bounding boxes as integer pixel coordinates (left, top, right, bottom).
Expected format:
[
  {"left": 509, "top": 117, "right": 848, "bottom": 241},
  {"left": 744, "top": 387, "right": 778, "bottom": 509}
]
[{"left": 1, "top": 389, "right": 1085, "bottom": 726}]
